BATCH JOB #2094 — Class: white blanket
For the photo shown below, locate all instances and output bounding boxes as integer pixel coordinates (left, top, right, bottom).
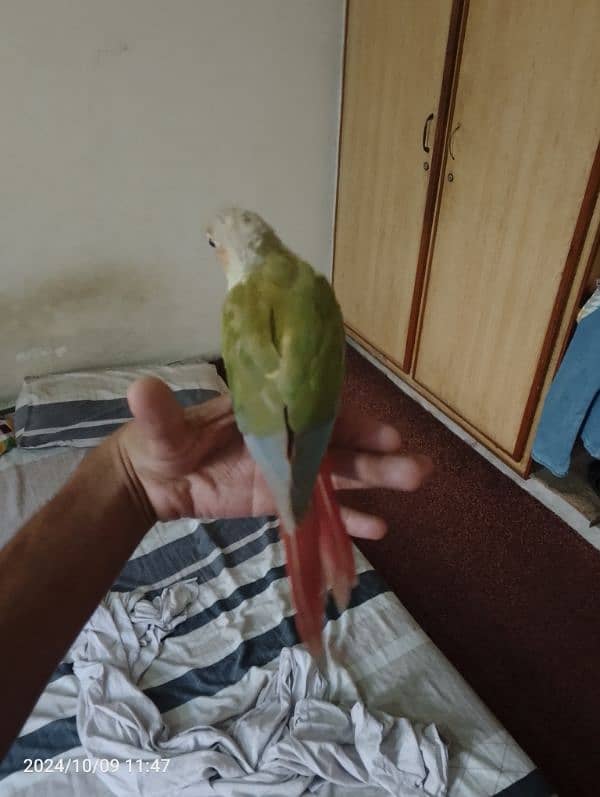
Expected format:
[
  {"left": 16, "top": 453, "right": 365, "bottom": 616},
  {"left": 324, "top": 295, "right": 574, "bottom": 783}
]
[{"left": 66, "top": 581, "right": 448, "bottom": 796}]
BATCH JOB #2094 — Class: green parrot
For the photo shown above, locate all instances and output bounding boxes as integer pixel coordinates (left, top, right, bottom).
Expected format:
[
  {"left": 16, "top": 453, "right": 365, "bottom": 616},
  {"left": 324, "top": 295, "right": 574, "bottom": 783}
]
[{"left": 206, "top": 208, "right": 357, "bottom": 656}]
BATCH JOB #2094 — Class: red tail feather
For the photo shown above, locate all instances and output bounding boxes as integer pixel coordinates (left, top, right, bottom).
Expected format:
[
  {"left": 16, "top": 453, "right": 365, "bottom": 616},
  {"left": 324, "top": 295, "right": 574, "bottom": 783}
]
[
  {"left": 282, "top": 454, "right": 357, "bottom": 657},
  {"left": 281, "top": 500, "right": 325, "bottom": 658}
]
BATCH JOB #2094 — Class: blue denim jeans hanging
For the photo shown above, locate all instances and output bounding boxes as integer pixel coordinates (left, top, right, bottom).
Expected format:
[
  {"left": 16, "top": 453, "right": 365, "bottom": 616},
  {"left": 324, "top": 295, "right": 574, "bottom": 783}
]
[{"left": 532, "top": 305, "right": 600, "bottom": 477}]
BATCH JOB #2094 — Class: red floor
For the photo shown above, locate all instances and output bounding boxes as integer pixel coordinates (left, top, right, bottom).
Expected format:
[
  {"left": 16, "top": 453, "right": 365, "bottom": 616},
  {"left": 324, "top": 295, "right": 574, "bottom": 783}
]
[{"left": 343, "top": 346, "right": 600, "bottom": 797}]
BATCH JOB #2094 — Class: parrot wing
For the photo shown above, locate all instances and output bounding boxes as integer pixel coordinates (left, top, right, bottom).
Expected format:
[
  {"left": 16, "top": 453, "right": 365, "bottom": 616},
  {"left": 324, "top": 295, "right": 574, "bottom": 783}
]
[{"left": 222, "top": 250, "right": 345, "bottom": 514}]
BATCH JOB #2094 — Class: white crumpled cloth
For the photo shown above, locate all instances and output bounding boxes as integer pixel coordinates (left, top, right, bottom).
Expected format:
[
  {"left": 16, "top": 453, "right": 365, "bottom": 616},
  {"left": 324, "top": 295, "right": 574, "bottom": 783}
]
[{"left": 66, "top": 581, "right": 448, "bottom": 796}]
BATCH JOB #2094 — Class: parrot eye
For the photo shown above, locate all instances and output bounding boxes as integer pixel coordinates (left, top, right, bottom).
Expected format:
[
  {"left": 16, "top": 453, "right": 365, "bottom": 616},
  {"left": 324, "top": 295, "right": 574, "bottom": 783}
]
[{"left": 208, "top": 237, "right": 216, "bottom": 248}]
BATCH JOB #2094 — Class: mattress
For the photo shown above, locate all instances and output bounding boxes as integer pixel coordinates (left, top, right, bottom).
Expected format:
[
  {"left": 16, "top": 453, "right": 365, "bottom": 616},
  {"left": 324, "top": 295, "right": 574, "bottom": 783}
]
[{"left": 0, "top": 446, "right": 556, "bottom": 796}]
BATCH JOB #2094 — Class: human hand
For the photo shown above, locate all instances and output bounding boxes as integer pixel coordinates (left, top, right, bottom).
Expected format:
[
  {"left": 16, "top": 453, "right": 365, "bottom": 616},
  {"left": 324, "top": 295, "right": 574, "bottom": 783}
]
[{"left": 114, "top": 377, "right": 433, "bottom": 539}]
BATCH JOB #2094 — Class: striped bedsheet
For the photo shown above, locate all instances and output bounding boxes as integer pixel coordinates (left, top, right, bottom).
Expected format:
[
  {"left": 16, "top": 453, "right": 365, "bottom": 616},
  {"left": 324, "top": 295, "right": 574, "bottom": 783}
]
[{"left": 0, "top": 476, "right": 555, "bottom": 795}]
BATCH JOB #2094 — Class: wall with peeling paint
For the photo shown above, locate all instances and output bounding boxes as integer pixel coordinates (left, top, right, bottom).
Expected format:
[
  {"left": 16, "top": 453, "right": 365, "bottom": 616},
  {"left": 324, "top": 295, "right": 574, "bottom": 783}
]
[{"left": 0, "top": 0, "right": 344, "bottom": 403}]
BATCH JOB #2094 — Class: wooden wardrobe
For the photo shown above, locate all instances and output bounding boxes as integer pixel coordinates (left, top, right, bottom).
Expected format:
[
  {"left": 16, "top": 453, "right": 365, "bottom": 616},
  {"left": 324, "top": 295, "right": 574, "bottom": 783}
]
[{"left": 333, "top": 0, "right": 600, "bottom": 475}]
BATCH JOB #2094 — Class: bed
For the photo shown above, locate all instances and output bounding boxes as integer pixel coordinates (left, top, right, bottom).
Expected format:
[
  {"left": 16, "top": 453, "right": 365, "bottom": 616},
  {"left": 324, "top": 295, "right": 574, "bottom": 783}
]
[{"left": 0, "top": 364, "right": 556, "bottom": 797}]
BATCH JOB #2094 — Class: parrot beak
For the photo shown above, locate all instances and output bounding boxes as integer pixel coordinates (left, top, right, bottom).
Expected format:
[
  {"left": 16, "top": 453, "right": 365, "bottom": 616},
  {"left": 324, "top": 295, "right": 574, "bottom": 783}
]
[
  {"left": 217, "top": 247, "right": 229, "bottom": 270},
  {"left": 206, "top": 233, "right": 229, "bottom": 272}
]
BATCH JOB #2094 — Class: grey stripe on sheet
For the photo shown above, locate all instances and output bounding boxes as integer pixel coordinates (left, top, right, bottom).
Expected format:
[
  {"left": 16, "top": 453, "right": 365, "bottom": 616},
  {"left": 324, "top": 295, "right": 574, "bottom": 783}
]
[
  {"left": 113, "top": 517, "right": 273, "bottom": 592},
  {"left": 48, "top": 661, "right": 75, "bottom": 683},
  {"left": 201, "top": 517, "right": 274, "bottom": 550},
  {"left": 113, "top": 522, "right": 216, "bottom": 591},
  {"left": 146, "top": 616, "right": 300, "bottom": 714},
  {"left": 0, "top": 717, "right": 79, "bottom": 779},
  {"left": 19, "top": 422, "right": 125, "bottom": 447},
  {"left": 117, "top": 524, "right": 281, "bottom": 598},
  {"left": 168, "top": 564, "right": 287, "bottom": 639},
  {"left": 14, "top": 388, "right": 219, "bottom": 446},
  {"left": 496, "top": 769, "right": 556, "bottom": 796},
  {"left": 14, "top": 397, "right": 130, "bottom": 433},
  {"left": 1, "top": 570, "right": 387, "bottom": 780}
]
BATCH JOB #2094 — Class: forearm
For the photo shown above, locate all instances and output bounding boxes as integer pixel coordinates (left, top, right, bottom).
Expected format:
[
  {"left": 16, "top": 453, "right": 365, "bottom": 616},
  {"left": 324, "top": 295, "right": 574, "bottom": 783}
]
[{"left": 0, "top": 436, "right": 154, "bottom": 758}]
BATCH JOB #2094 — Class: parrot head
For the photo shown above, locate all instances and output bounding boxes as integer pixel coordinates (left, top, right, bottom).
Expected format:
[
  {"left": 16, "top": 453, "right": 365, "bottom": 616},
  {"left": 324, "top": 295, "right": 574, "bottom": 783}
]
[{"left": 206, "top": 208, "right": 278, "bottom": 288}]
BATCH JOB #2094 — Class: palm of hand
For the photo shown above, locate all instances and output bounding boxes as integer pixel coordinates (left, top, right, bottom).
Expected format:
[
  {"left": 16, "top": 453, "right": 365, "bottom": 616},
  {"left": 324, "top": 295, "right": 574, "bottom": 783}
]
[{"left": 117, "top": 378, "right": 432, "bottom": 540}]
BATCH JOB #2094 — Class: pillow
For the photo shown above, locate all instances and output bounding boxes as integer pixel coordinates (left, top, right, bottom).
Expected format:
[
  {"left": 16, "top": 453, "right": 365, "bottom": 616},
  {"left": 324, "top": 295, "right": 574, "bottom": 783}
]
[
  {"left": 0, "top": 417, "right": 15, "bottom": 456},
  {"left": 14, "top": 362, "right": 228, "bottom": 449}
]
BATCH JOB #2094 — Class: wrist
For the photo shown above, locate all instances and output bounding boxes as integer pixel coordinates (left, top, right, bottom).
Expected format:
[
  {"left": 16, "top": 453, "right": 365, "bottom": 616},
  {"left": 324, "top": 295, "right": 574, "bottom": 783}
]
[{"left": 93, "top": 432, "right": 157, "bottom": 534}]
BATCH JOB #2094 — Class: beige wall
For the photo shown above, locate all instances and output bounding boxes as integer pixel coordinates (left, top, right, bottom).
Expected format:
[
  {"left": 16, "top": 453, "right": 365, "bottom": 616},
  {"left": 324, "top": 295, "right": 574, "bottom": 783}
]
[{"left": 0, "top": 0, "right": 344, "bottom": 403}]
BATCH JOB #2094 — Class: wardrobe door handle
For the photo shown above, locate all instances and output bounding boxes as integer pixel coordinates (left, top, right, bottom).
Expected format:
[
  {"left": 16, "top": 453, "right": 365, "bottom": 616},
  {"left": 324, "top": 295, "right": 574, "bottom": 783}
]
[
  {"left": 449, "top": 123, "right": 461, "bottom": 160},
  {"left": 422, "top": 113, "right": 434, "bottom": 153}
]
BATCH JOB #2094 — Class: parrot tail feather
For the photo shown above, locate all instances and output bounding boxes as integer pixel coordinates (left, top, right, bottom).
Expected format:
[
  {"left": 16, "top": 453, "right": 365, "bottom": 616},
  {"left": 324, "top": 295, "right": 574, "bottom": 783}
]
[
  {"left": 281, "top": 501, "right": 325, "bottom": 659},
  {"left": 314, "top": 455, "right": 358, "bottom": 612},
  {"left": 283, "top": 455, "right": 357, "bottom": 658}
]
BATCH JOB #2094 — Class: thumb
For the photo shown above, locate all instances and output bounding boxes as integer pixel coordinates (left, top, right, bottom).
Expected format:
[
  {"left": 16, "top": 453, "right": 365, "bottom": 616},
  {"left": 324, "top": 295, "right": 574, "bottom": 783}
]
[{"left": 127, "top": 377, "right": 188, "bottom": 454}]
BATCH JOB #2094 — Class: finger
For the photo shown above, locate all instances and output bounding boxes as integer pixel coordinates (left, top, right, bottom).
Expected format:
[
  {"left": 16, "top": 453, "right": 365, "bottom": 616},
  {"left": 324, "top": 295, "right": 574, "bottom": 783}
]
[
  {"left": 333, "top": 409, "right": 403, "bottom": 453},
  {"left": 340, "top": 506, "right": 387, "bottom": 540},
  {"left": 127, "top": 377, "right": 189, "bottom": 454},
  {"left": 184, "top": 395, "right": 247, "bottom": 465},
  {"left": 330, "top": 450, "right": 434, "bottom": 491},
  {"left": 184, "top": 392, "right": 233, "bottom": 427}
]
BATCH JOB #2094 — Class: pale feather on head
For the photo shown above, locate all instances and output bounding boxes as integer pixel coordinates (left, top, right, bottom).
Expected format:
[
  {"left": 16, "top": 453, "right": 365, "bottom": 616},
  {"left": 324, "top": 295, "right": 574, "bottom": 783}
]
[{"left": 206, "top": 207, "right": 275, "bottom": 287}]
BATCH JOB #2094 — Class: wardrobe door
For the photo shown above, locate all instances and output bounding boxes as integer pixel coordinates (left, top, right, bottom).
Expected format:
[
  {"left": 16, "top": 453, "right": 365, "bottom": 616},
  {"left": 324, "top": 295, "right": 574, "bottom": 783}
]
[
  {"left": 333, "top": 0, "right": 453, "bottom": 367},
  {"left": 414, "top": 0, "right": 600, "bottom": 455}
]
